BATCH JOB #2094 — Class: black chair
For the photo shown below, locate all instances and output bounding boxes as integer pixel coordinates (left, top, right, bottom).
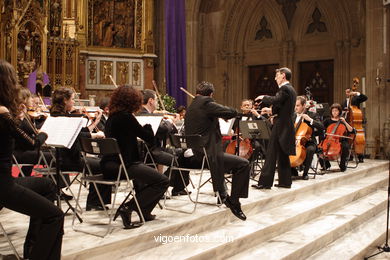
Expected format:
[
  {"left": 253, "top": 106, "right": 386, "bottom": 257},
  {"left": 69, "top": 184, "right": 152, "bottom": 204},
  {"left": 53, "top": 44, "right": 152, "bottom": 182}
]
[
  {"left": 164, "top": 134, "right": 224, "bottom": 214},
  {"left": 72, "top": 138, "right": 144, "bottom": 237}
]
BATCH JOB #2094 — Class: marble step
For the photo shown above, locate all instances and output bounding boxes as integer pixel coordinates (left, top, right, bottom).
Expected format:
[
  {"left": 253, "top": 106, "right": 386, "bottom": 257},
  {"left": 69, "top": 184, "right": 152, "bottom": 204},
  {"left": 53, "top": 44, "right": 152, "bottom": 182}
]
[
  {"left": 228, "top": 188, "right": 387, "bottom": 260},
  {"left": 122, "top": 170, "right": 388, "bottom": 260},
  {"left": 61, "top": 161, "right": 388, "bottom": 259},
  {"left": 307, "top": 209, "right": 387, "bottom": 260}
]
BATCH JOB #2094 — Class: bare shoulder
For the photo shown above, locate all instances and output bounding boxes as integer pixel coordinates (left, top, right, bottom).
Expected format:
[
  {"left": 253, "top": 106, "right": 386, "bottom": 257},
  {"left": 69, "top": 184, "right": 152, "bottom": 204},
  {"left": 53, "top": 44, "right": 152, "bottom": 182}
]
[{"left": 0, "top": 106, "right": 10, "bottom": 113}]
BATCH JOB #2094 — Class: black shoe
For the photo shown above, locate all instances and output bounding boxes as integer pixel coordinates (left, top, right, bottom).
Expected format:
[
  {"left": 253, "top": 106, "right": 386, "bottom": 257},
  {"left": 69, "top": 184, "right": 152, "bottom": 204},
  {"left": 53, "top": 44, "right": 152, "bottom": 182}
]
[
  {"left": 113, "top": 205, "right": 143, "bottom": 229},
  {"left": 274, "top": 183, "right": 291, "bottom": 188},
  {"left": 251, "top": 184, "right": 271, "bottom": 189},
  {"left": 223, "top": 196, "right": 246, "bottom": 221},
  {"left": 86, "top": 204, "right": 109, "bottom": 211},
  {"left": 340, "top": 167, "right": 347, "bottom": 172},
  {"left": 172, "top": 190, "right": 192, "bottom": 196},
  {"left": 359, "top": 158, "right": 364, "bottom": 163},
  {"left": 302, "top": 175, "right": 309, "bottom": 180},
  {"left": 60, "top": 193, "right": 73, "bottom": 201}
]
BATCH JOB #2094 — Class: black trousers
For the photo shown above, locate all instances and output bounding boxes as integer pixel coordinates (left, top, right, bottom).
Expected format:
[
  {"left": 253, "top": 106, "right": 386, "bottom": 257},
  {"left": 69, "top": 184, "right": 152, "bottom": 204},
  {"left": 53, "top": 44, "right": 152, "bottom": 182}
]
[
  {"left": 151, "top": 147, "right": 190, "bottom": 192},
  {"left": 190, "top": 152, "right": 250, "bottom": 200},
  {"left": 258, "top": 133, "right": 292, "bottom": 187},
  {"left": 101, "top": 161, "right": 169, "bottom": 216},
  {"left": 0, "top": 174, "right": 64, "bottom": 260}
]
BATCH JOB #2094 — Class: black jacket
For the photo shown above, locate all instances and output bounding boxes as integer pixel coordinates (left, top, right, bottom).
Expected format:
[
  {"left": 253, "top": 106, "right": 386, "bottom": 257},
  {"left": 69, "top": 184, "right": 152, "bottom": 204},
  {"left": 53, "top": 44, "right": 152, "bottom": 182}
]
[
  {"left": 342, "top": 93, "right": 368, "bottom": 109},
  {"left": 262, "top": 83, "right": 297, "bottom": 155}
]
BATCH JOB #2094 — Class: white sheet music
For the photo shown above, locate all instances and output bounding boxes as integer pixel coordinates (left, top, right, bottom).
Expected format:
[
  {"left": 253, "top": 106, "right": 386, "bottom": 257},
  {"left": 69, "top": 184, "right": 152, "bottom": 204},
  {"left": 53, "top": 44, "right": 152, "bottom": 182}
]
[
  {"left": 219, "top": 118, "right": 235, "bottom": 135},
  {"left": 40, "top": 116, "right": 87, "bottom": 148},
  {"left": 136, "top": 116, "right": 163, "bottom": 135}
]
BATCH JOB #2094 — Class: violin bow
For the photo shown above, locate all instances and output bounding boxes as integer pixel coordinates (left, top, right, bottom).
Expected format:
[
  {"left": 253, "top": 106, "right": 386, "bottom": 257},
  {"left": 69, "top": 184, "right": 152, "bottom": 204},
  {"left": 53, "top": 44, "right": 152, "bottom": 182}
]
[
  {"left": 180, "top": 87, "right": 195, "bottom": 99},
  {"left": 152, "top": 80, "right": 167, "bottom": 111},
  {"left": 109, "top": 75, "right": 118, "bottom": 88}
]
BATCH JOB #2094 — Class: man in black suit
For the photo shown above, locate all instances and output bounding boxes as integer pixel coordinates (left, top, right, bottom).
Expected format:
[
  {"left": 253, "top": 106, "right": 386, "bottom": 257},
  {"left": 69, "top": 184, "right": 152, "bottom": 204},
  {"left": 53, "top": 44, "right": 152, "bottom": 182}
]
[
  {"left": 96, "top": 97, "right": 110, "bottom": 132},
  {"left": 291, "top": 96, "right": 324, "bottom": 180},
  {"left": 341, "top": 77, "right": 368, "bottom": 162},
  {"left": 185, "top": 82, "right": 250, "bottom": 221},
  {"left": 252, "top": 67, "right": 297, "bottom": 189}
]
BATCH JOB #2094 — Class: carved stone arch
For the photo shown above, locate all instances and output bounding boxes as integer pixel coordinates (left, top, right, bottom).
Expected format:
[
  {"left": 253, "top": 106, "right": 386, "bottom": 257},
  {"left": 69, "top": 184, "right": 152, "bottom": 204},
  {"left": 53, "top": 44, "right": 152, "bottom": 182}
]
[
  {"left": 243, "top": 0, "right": 288, "bottom": 50},
  {"left": 291, "top": 0, "right": 351, "bottom": 42}
]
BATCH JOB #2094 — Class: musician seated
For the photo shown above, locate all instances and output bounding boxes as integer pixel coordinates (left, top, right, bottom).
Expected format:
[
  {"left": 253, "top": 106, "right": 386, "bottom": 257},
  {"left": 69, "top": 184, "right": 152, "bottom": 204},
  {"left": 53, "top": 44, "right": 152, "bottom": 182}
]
[
  {"left": 96, "top": 96, "right": 110, "bottom": 132},
  {"left": 138, "top": 89, "right": 190, "bottom": 196},
  {"left": 50, "top": 87, "right": 110, "bottom": 209},
  {"left": 291, "top": 96, "right": 324, "bottom": 180},
  {"left": 13, "top": 88, "right": 52, "bottom": 177},
  {"left": 320, "top": 103, "right": 355, "bottom": 172}
]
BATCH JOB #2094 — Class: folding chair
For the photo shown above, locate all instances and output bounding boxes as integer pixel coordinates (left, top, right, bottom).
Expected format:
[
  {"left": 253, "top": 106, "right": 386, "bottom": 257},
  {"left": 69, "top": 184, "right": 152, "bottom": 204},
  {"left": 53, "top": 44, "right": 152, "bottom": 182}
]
[
  {"left": 72, "top": 137, "right": 144, "bottom": 237},
  {"left": 0, "top": 209, "right": 21, "bottom": 260},
  {"left": 164, "top": 134, "right": 223, "bottom": 214}
]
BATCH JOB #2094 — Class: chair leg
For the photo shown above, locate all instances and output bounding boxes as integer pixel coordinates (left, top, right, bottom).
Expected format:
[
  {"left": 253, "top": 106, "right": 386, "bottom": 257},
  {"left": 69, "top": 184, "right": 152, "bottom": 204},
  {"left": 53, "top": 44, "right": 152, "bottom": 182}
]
[{"left": 0, "top": 222, "right": 21, "bottom": 260}]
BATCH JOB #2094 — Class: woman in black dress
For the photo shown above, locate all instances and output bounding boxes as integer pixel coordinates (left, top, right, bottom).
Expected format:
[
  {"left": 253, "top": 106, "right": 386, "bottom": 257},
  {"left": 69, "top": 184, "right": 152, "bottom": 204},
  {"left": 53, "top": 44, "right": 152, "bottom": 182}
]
[
  {"left": 101, "top": 85, "right": 169, "bottom": 228},
  {"left": 0, "top": 59, "right": 64, "bottom": 260}
]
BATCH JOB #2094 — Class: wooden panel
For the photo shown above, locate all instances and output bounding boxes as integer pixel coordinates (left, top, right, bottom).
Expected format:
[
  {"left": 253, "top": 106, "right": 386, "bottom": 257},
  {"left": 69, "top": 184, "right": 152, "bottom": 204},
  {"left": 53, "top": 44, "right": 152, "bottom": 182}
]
[
  {"left": 248, "top": 64, "right": 279, "bottom": 99},
  {"left": 299, "top": 60, "right": 334, "bottom": 104}
]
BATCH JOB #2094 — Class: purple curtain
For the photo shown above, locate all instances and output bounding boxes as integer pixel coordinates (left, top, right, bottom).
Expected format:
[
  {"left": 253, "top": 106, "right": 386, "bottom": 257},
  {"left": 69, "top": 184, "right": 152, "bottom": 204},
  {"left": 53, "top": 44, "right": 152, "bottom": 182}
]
[{"left": 165, "top": 0, "right": 187, "bottom": 107}]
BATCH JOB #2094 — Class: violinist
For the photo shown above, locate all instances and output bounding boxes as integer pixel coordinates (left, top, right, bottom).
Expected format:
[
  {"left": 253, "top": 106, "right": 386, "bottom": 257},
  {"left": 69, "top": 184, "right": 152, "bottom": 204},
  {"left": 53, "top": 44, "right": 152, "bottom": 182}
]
[
  {"left": 342, "top": 77, "right": 367, "bottom": 163},
  {"left": 138, "top": 89, "right": 190, "bottom": 196},
  {"left": 50, "top": 87, "right": 110, "bottom": 210},
  {"left": 0, "top": 59, "right": 63, "bottom": 260},
  {"left": 291, "top": 96, "right": 324, "bottom": 180},
  {"left": 96, "top": 96, "right": 110, "bottom": 132},
  {"left": 320, "top": 103, "right": 354, "bottom": 172},
  {"left": 13, "top": 88, "right": 53, "bottom": 177}
]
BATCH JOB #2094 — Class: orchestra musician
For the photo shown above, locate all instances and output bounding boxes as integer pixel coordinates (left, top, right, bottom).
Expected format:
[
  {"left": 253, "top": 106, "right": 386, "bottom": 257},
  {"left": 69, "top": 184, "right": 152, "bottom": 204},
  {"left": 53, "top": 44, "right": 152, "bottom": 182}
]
[
  {"left": 50, "top": 87, "right": 110, "bottom": 210},
  {"left": 320, "top": 103, "right": 354, "bottom": 172},
  {"left": 252, "top": 67, "right": 297, "bottom": 189},
  {"left": 13, "top": 87, "right": 53, "bottom": 177},
  {"left": 138, "top": 89, "right": 190, "bottom": 196},
  {"left": 96, "top": 96, "right": 110, "bottom": 132},
  {"left": 291, "top": 96, "right": 324, "bottom": 180},
  {"left": 0, "top": 59, "right": 64, "bottom": 260},
  {"left": 101, "top": 85, "right": 169, "bottom": 227},
  {"left": 342, "top": 77, "right": 368, "bottom": 163},
  {"left": 185, "top": 81, "right": 250, "bottom": 221}
]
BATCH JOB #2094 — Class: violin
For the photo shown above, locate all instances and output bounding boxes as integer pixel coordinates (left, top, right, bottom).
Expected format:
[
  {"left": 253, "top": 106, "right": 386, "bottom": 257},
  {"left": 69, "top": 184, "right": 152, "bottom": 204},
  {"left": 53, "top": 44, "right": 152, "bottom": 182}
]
[{"left": 289, "top": 116, "right": 313, "bottom": 167}]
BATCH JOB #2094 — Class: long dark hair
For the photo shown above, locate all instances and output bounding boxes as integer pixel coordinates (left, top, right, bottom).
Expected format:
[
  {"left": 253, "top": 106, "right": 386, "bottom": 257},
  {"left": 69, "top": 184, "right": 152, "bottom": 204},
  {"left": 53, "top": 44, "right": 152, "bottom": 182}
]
[
  {"left": 0, "top": 59, "right": 20, "bottom": 118},
  {"left": 50, "top": 86, "right": 74, "bottom": 114},
  {"left": 109, "top": 85, "right": 142, "bottom": 115}
]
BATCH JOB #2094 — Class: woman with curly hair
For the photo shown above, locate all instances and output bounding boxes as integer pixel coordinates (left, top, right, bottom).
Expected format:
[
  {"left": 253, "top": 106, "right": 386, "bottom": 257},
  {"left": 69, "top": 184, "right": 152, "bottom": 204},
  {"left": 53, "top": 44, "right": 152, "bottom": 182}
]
[
  {"left": 0, "top": 59, "right": 64, "bottom": 260},
  {"left": 101, "top": 85, "right": 169, "bottom": 228}
]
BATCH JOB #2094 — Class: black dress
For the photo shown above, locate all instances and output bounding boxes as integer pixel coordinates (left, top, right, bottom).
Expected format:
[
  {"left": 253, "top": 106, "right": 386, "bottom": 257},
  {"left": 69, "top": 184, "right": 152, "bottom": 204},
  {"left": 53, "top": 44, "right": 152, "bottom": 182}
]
[
  {"left": 101, "top": 111, "right": 169, "bottom": 216},
  {"left": 0, "top": 112, "right": 64, "bottom": 260}
]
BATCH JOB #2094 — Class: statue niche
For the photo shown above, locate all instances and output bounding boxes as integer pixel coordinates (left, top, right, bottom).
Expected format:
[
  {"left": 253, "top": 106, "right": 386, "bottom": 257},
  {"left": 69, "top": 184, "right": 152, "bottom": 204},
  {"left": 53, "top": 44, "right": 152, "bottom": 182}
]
[{"left": 89, "top": 0, "right": 135, "bottom": 48}]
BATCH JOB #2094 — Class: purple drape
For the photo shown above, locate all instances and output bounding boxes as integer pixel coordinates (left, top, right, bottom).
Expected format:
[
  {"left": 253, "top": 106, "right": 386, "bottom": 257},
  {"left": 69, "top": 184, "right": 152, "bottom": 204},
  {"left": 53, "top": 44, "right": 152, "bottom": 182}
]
[
  {"left": 27, "top": 70, "right": 50, "bottom": 94},
  {"left": 165, "top": 0, "right": 187, "bottom": 107}
]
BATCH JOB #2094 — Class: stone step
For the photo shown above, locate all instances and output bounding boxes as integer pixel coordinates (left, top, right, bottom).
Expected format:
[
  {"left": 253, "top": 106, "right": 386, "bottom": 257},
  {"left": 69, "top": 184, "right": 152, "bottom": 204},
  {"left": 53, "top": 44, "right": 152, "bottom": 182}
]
[
  {"left": 307, "top": 208, "right": 387, "bottom": 260},
  {"left": 229, "top": 187, "right": 387, "bottom": 260},
  {"left": 121, "top": 170, "right": 388, "bottom": 260},
  {"left": 57, "top": 160, "right": 387, "bottom": 259}
]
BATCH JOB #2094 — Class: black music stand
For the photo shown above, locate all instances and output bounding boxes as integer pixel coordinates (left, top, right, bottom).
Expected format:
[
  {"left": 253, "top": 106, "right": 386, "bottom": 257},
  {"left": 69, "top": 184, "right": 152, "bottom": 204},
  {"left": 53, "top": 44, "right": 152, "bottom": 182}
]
[{"left": 240, "top": 120, "right": 271, "bottom": 180}]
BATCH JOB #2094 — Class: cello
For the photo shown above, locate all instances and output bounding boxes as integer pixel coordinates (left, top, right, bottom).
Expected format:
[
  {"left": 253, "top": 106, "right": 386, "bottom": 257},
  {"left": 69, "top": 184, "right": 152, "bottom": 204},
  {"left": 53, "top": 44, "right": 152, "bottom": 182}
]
[
  {"left": 289, "top": 116, "right": 313, "bottom": 167},
  {"left": 346, "top": 78, "right": 366, "bottom": 155}
]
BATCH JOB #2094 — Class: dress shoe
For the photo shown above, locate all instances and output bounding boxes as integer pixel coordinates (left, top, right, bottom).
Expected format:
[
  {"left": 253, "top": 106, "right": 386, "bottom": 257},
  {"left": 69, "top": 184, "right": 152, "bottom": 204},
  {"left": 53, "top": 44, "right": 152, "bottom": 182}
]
[
  {"left": 274, "top": 183, "right": 291, "bottom": 188},
  {"left": 251, "top": 184, "right": 271, "bottom": 189},
  {"left": 223, "top": 196, "right": 246, "bottom": 221},
  {"left": 60, "top": 193, "right": 73, "bottom": 201},
  {"left": 172, "top": 190, "right": 192, "bottom": 196},
  {"left": 86, "top": 204, "right": 109, "bottom": 211},
  {"left": 302, "top": 175, "right": 309, "bottom": 180},
  {"left": 113, "top": 205, "right": 143, "bottom": 229},
  {"left": 358, "top": 158, "right": 364, "bottom": 163}
]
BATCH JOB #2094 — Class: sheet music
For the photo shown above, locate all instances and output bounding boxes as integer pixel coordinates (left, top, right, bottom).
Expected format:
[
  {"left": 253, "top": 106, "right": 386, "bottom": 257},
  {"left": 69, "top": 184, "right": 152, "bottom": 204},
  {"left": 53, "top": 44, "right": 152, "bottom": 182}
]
[
  {"left": 136, "top": 116, "right": 163, "bottom": 135},
  {"left": 40, "top": 117, "right": 87, "bottom": 148},
  {"left": 219, "top": 118, "right": 235, "bottom": 135}
]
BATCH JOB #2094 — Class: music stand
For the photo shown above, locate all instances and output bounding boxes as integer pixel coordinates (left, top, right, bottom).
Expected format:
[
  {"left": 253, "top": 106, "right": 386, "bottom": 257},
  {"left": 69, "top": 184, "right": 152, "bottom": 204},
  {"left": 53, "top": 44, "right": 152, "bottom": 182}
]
[{"left": 240, "top": 120, "right": 271, "bottom": 180}]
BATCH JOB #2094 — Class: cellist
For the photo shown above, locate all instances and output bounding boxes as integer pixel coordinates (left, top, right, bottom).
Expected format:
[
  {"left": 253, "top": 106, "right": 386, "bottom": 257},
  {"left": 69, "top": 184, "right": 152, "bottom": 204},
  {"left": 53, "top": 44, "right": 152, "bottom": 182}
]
[
  {"left": 342, "top": 77, "right": 367, "bottom": 163},
  {"left": 320, "top": 103, "right": 354, "bottom": 172},
  {"left": 291, "top": 96, "right": 324, "bottom": 180}
]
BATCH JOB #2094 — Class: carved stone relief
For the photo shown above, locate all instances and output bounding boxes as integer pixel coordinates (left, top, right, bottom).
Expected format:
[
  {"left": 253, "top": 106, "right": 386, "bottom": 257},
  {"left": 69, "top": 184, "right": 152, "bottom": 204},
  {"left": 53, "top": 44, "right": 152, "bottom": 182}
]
[
  {"left": 255, "top": 16, "right": 273, "bottom": 40},
  {"left": 116, "top": 61, "right": 129, "bottom": 85},
  {"left": 306, "top": 8, "right": 327, "bottom": 34},
  {"left": 132, "top": 62, "right": 141, "bottom": 86},
  {"left": 88, "top": 60, "right": 97, "bottom": 84},
  {"left": 100, "top": 60, "right": 113, "bottom": 84}
]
